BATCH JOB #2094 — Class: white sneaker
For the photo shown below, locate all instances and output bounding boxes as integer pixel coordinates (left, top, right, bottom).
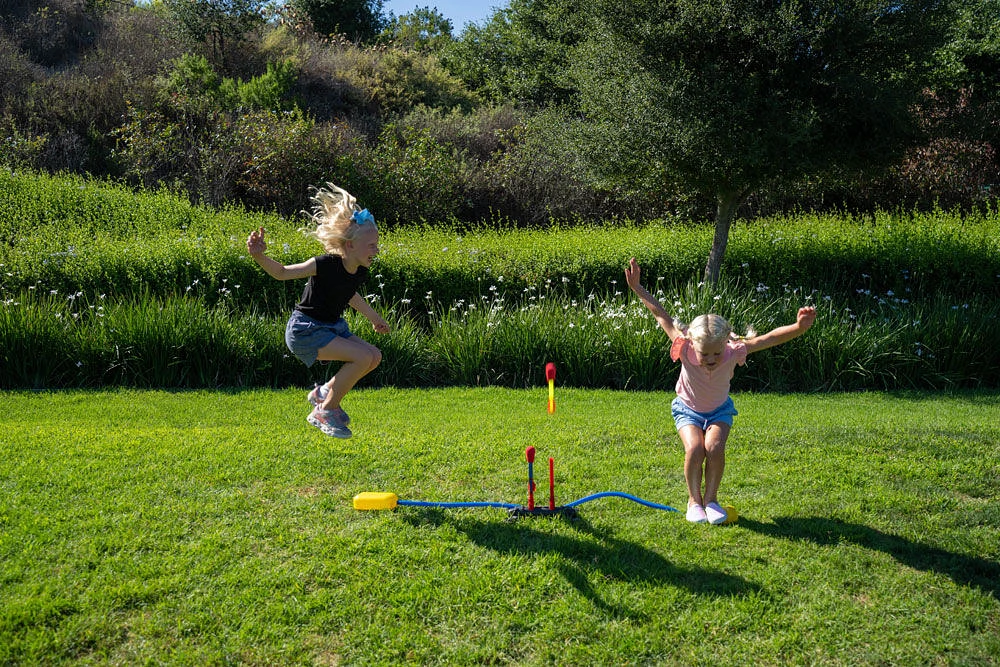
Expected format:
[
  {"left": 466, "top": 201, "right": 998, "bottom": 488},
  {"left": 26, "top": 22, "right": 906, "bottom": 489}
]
[
  {"left": 686, "top": 503, "right": 708, "bottom": 523},
  {"left": 705, "top": 502, "right": 728, "bottom": 525}
]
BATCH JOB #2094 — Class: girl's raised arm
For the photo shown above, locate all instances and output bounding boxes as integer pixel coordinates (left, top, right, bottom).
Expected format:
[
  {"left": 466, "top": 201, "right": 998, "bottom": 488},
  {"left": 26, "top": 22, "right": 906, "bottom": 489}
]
[
  {"left": 625, "top": 258, "right": 684, "bottom": 341},
  {"left": 744, "top": 306, "right": 817, "bottom": 354},
  {"left": 247, "top": 227, "right": 316, "bottom": 281}
]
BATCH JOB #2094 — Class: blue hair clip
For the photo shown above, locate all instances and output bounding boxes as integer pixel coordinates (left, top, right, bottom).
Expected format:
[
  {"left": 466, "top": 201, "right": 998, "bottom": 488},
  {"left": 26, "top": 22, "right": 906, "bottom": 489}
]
[{"left": 351, "top": 209, "right": 374, "bottom": 225}]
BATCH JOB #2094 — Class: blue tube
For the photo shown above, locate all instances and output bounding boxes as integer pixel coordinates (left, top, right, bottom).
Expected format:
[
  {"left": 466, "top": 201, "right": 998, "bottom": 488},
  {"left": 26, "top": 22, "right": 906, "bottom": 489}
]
[
  {"left": 398, "top": 499, "right": 521, "bottom": 510},
  {"left": 396, "top": 492, "right": 678, "bottom": 513},
  {"left": 564, "top": 492, "right": 680, "bottom": 513}
]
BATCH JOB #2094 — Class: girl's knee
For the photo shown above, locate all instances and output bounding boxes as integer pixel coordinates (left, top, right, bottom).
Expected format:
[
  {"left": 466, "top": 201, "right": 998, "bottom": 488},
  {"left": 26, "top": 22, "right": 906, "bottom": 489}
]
[
  {"left": 368, "top": 346, "right": 382, "bottom": 368},
  {"left": 684, "top": 441, "right": 707, "bottom": 459},
  {"left": 705, "top": 440, "right": 726, "bottom": 457}
]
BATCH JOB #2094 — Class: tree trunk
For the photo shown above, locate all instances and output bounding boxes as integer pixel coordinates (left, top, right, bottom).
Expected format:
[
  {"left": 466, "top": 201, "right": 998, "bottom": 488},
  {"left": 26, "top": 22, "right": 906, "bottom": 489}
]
[{"left": 703, "top": 191, "right": 743, "bottom": 284}]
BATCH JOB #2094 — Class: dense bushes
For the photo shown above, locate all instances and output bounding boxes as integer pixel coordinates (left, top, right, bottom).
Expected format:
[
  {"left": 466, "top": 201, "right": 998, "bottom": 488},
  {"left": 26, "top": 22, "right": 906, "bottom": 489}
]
[
  {"left": 2, "top": 172, "right": 999, "bottom": 391},
  {"left": 3, "top": 171, "right": 1000, "bottom": 307}
]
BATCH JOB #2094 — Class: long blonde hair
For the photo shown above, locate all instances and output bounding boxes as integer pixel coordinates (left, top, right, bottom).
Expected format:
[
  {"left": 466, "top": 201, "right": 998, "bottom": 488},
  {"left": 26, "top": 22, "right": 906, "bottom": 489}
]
[
  {"left": 304, "top": 182, "right": 376, "bottom": 255},
  {"left": 687, "top": 314, "right": 733, "bottom": 346},
  {"left": 685, "top": 313, "right": 756, "bottom": 345}
]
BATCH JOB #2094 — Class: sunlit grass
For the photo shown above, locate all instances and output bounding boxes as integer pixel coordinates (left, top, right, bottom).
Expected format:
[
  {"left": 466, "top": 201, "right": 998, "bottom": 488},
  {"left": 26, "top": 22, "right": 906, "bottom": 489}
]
[{"left": 1, "top": 389, "right": 998, "bottom": 664}]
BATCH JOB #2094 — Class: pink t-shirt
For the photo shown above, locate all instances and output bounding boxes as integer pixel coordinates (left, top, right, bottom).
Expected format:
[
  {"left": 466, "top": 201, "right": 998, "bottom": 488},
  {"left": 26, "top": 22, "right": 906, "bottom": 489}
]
[{"left": 670, "top": 337, "right": 747, "bottom": 413}]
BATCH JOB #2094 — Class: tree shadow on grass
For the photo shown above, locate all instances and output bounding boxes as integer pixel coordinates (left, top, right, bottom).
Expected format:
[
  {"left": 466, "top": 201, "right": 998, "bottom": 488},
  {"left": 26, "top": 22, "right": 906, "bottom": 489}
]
[
  {"left": 740, "top": 516, "right": 1000, "bottom": 602},
  {"left": 402, "top": 510, "right": 760, "bottom": 619}
]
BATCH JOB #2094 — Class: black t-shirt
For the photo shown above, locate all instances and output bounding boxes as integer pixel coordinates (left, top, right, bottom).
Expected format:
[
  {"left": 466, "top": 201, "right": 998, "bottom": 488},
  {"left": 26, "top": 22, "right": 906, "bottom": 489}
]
[{"left": 294, "top": 254, "right": 368, "bottom": 324}]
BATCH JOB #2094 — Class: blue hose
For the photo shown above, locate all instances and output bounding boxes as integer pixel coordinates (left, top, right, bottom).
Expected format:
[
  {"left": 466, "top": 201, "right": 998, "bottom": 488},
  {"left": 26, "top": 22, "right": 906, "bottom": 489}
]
[
  {"left": 566, "top": 492, "right": 679, "bottom": 513},
  {"left": 398, "top": 499, "right": 521, "bottom": 510},
  {"left": 397, "top": 492, "right": 678, "bottom": 513}
]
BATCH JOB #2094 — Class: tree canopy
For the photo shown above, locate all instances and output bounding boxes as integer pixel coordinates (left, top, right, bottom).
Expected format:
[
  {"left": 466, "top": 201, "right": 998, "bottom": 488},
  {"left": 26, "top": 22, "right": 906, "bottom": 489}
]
[
  {"left": 382, "top": 5, "right": 453, "bottom": 51},
  {"left": 440, "top": 0, "right": 585, "bottom": 106},
  {"left": 287, "top": 0, "right": 388, "bottom": 41},
  {"left": 567, "top": 0, "right": 957, "bottom": 281}
]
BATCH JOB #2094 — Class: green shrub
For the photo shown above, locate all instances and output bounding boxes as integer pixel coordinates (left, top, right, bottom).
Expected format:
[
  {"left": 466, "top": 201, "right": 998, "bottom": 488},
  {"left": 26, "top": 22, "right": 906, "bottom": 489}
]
[
  {"left": 235, "top": 60, "right": 299, "bottom": 110},
  {"left": 477, "top": 109, "right": 662, "bottom": 225},
  {"left": 113, "top": 107, "right": 356, "bottom": 213},
  {"left": 115, "top": 55, "right": 312, "bottom": 208},
  {"left": 156, "top": 53, "right": 236, "bottom": 113},
  {"left": 4, "top": 171, "right": 1000, "bottom": 310},
  {"left": 157, "top": 54, "right": 298, "bottom": 113},
  {"left": 232, "top": 108, "right": 362, "bottom": 215},
  {"left": 361, "top": 124, "right": 463, "bottom": 223},
  {"left": 344, "top": 48, "right": 478, "bottom": 116},
  {"left": 3, "top": 283, "right": 999, "bottom": 390},
  {"left": 0, "top": 117, "right": 47, "bottom": 171}
]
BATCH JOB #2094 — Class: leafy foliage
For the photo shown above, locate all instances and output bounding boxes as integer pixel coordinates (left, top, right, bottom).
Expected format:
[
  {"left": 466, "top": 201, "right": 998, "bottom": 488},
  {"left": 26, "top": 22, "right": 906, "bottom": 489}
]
[
  {"left": 440, "top": 0, "right": 585, "bottom": 106},
  {"left": 361, "top": 124, "right": 463, "bottom": 223},
  {"left": 164, "top": 0, "right": 268, "bottom": 63},
  {"left": 155, "top": 53, "right": 297, "bottom": 112},
  {"left": 342, "top": 48, "right": 478, "bottom": 115},
  {"left": 567, "top": 0, "right": 959, "bottom": 280},
  {"left": 381, "top": 6, "right": 454, "bottom": 52},
  {"left": 0, "top": 0, "right": 98, "bottom": 67},
  {"left": 287, "top": 0, "right": 387, "bottom": 41},
  {"left": 0, "top": 0, "right": 997, "bottom": 225},
  {"left": 2, "top": 172, "right": 1000, "bottom": 390}
]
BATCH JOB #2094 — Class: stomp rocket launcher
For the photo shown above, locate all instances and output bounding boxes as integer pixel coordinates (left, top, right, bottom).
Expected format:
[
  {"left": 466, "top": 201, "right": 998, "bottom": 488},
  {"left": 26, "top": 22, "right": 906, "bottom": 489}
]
[
  {"left": 353, "top": 445, "right": 737, "bottom": 523},
  {"left": 353, "top": 363, "right": 738, "bottom": 524}
]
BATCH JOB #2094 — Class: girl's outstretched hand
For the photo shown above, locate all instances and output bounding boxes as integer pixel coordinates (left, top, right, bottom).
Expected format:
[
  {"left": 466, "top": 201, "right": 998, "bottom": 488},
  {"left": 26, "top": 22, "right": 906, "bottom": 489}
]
[
  {"left": 625, "top": 257, "right": 642, "bottom": 292},
  {"left": 797, "top": 306, "right": 817, "bottom": 330},
  {"left": 247, "top": 227, "right": 267, "bottom": 256}
]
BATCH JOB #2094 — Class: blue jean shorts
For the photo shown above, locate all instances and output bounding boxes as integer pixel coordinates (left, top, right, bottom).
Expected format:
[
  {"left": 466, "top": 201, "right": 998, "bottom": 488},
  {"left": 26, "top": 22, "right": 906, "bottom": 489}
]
[
  {"left": 671, "top": 396, "right": 738, "bottom": 431},
  {"left": 285, "top": 310, "right": 352, "bottom": 367}
]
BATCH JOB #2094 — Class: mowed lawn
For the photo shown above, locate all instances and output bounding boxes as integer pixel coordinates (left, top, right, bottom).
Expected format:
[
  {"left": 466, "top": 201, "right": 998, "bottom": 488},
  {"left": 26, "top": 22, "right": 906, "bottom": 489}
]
[{"left": 1, "top": 388, "right": 998, "bottom": 665}]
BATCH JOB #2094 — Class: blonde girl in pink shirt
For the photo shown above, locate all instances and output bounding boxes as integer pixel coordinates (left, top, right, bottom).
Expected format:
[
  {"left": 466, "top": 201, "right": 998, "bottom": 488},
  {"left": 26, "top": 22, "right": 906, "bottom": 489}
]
[{"left": 625, "top": 258, "right": 817, "bottom": 524}]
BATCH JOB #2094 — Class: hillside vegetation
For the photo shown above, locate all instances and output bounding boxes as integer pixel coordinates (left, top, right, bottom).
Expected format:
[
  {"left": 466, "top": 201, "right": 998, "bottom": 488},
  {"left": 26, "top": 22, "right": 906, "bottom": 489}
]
[
  {"left": 1, "top": 0, "right": 997, "bottom": 224},
  {"left": 2, "top": 172, "right": 999, "bottom": 390}
]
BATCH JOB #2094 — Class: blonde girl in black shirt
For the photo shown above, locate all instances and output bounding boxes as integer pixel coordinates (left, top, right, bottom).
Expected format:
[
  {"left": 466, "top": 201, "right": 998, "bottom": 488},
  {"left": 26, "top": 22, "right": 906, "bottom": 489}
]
[{"left": 247, "top": 183, "right": 390, "bottom": 438}]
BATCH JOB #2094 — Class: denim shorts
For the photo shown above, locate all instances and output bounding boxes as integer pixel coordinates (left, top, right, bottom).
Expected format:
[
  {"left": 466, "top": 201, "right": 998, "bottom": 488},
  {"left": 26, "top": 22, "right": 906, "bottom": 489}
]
[
  {"left": 671, "top": 396, "right": 738, "bottom": 431},
  {"left": 284, "top": 310, "right": 352, "bottom": 367}
]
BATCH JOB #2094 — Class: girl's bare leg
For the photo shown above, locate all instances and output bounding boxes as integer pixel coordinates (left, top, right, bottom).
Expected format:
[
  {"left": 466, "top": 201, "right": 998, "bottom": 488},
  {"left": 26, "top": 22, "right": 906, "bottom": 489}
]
[
  {"left": 679, "top": 422, "right": 730, "bottom": 506},
  {"left": 315, "top": 336, "right": 382, "bottom": 410},
  {"left": 702, "top": 423, "right": 730, "bottom": 505},
  {"left": 678, "top": 425, "right": 707, "bottom": 506}
]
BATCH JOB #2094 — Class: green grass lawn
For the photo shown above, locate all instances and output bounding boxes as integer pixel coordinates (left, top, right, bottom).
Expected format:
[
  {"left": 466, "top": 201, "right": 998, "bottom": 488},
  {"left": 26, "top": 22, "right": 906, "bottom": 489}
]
[{"left": 2, "top": 388, "right": 998, "bottom": 665}]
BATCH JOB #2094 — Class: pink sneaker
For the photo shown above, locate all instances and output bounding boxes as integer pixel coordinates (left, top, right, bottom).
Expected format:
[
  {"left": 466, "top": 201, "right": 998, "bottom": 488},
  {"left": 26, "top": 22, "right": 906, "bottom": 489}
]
[
  {"left": 307, "top": 384, "right": 349, "bottom": 425},
  {"left": 307, "top": 407, "right": 352, "bottom": 439}
]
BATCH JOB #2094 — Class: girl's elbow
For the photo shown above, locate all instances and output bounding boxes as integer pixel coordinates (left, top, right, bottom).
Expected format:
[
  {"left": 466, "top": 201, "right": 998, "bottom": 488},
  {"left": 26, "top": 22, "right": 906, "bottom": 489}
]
[{"left": 273, "top": 265, "right": 304, "bottom": 281}]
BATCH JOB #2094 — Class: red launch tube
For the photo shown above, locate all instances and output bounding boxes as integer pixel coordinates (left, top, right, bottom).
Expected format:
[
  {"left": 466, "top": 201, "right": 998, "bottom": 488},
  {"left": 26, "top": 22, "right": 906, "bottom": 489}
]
[{"left": 548, "top": 457, "right": 555, "bottom": 510}]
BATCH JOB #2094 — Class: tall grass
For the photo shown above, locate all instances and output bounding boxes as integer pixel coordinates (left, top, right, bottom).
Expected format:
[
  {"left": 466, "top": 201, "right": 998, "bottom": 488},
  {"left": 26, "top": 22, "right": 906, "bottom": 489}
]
[
  {"left": 3, "top": 171, "right": 999, "bottom": 312},
  {"left": 3, "top": 170, "right": 999, "bottom": 390},
  {"left": 4, "top": 281, "right": 998, "bottom": 390}
]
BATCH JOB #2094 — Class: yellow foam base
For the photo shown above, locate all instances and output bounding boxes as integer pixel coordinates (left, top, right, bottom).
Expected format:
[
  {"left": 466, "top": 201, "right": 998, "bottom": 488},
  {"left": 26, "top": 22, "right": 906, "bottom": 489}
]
[
  {"left": 721, "top": 505, "right": 739, "bottom": 524},
  {"left": 353, "top": 491, "right": 399, "bottom": 510}
]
